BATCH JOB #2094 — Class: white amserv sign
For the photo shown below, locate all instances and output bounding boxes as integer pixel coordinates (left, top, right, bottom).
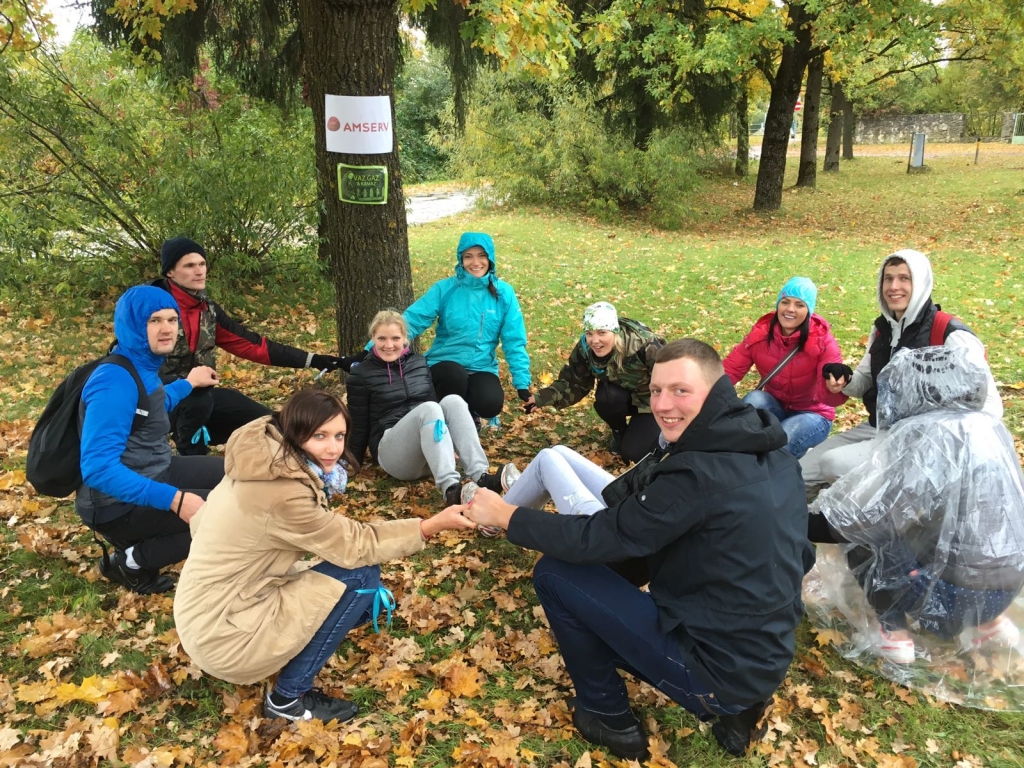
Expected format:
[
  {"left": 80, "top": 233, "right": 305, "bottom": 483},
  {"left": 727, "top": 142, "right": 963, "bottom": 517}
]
[{"left": 324, "top": 95, "right": 393, "bottom": 155}]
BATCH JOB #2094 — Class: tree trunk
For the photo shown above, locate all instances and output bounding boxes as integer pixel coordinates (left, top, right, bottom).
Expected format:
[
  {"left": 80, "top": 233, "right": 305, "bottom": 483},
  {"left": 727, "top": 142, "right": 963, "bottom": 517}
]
[
  {"left": 297, "top": 0, "right": 414, "bottom": 354},
  {"left": 823, "top": 79, "right": 844, "bottom": 172},
  {"left": 735, "top": 86, "right": 749, "bottom": 177},
  {"left": 843, "top": 97, "right": 855, "bottom": 159},
  {"left": 753, "top": 3, "right": 815, "bottom": 211},
  {"left": 795, "top": 55, "right": 823, "bottom": 188}
]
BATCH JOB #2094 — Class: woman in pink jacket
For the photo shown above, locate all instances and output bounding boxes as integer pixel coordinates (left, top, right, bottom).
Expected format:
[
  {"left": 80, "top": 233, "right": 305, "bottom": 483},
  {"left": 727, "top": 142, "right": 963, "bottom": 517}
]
[{"left": 724, "top": 277, "right": 847, "bottom": 459}]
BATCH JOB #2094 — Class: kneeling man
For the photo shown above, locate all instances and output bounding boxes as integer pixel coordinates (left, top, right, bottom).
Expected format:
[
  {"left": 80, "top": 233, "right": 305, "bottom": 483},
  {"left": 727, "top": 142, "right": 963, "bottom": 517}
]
[{"left": 465, "top": 339, "right": 813, "bottom": 759}]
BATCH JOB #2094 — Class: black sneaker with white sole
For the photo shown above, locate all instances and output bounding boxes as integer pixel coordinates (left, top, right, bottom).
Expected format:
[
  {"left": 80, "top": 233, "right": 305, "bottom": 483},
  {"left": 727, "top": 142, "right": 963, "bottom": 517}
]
[
  {"left": 263, "top": 688, "right": 358, "bottom": 723},
  {"left": 98, "top": 549, "right": 174, "bottom": 594}
]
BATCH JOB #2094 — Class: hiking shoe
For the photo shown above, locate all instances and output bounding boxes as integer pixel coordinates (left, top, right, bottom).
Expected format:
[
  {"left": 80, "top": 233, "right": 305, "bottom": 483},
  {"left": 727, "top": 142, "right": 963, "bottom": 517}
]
[
  {"left": 263, "top": 688, "right": 358, "bottom": 723},
  {"left": 963, "top": 615, "right": 1021, "bottom": 650},
  {"left": 878, "top": 627, "right": 915, "bottom": 665},
  {"left": 476, "top": 472, "right": 503, "bottom": 493},
  {"left": 712, "top": 698, "right": 772, "bottom": 756},
  {"left": 99, "top": 550, "right": 174, "bottom": 594},
  {"left": 500, "top": 462, "right": 521, "bottom": 492},
  {"left": 571, "top": 705, "right": 649, "bottom": 761},
  {"left": 461, "top": 481, "right": 503, "bottom": 537},
  {"left": 443, "top": 482, "right": 463, "bottom": 508}
]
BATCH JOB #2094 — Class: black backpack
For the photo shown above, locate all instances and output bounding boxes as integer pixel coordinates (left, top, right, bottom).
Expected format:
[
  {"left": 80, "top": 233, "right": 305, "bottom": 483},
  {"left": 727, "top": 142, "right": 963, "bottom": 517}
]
[{"left": 27, "top": 354, "right": 148, "bottom": 498}]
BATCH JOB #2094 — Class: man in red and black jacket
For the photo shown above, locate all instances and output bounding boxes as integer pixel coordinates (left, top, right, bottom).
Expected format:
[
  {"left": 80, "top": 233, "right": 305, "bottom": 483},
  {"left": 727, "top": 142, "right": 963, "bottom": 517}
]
[{"left": 154, "top": 237, "right": 364, "bottom": 455}]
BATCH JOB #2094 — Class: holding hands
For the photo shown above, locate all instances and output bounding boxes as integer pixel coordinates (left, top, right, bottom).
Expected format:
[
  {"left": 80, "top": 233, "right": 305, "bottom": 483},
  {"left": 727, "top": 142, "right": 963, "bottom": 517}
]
[
  {"left": 421, "top": 504, "right": 478, "bottom": 539},
  {"left": 462, "top": 487, "right": 517, "bottom": 533},
  {"left": 822, "top": 362, "right": 854, "bottom": 394}
]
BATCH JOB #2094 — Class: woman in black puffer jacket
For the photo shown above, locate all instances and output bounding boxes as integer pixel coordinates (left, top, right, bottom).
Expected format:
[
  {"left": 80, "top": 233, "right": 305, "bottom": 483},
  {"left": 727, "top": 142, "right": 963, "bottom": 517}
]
[{"left": 346, "top": 310, "right": 515, "bottom": 508}]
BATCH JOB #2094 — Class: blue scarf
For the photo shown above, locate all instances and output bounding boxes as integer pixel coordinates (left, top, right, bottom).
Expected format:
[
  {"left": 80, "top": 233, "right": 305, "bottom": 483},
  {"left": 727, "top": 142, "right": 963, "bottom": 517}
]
[{"left": 307, "top": 460, "right": 348, "bottom": 499}]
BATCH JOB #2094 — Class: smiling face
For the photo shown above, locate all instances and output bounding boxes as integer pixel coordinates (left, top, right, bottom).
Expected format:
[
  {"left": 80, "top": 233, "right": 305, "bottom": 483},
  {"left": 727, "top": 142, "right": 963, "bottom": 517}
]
[
  {"left": 882, "top": 261, "right": 913, "bottom": 319},
  {"left": 649, "top": 357, "right": 714, "bottom": 443},
  {"left": 301, "top": 412, "right": 347, "bottom": 472},
  {"left": 147, "top": 308, "right": 179, "bottom": 355},
  {"left": 585, "top": 329, "right": 616, "bottom": 357},
  {"left": 166, "top": 252, "right": 208, "bottom": 291},
  {"left": 373, "top": 322, "right": 407, "bottom": 362},
  {"left": 776, "top": 297, "right": 809, "bottom": 335},
  {"left": 461, "top": 246, "right": 490, "bottom": 278}
]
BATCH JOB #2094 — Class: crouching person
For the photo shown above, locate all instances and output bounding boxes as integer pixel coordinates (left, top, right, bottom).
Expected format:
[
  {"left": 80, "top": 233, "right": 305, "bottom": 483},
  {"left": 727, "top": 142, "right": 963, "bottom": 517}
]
[
  {"left": 464, "top": 339, "right": 813, "bottom": 758},
  {"left": 174, "top": 389, "right": 475, "bottom": 722},
  {"left": 78, "top": 286, "right": 223, "bottom": 594}
]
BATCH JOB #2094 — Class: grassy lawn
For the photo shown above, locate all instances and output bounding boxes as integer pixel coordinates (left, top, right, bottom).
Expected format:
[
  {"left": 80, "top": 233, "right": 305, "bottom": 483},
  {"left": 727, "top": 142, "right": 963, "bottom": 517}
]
[{"left": 1, "top": 146, "right": 1023, "bottom": 766}]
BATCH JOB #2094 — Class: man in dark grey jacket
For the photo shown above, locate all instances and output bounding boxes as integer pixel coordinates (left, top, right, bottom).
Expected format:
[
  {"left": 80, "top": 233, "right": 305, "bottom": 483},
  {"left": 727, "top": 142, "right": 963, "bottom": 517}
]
[{"left": 465, "top": 339, "right": 813, "bottom": 759}]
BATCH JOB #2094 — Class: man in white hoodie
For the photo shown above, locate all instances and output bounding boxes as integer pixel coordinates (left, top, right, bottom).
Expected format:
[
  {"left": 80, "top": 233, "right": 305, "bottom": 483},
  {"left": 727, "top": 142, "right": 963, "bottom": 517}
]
[{"left": 801, "top": 249, "right": 1001, "bottom": 491}]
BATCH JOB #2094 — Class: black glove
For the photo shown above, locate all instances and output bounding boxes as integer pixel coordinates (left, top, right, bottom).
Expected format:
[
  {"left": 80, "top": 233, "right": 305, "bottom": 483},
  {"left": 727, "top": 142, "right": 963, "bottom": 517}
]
[
  {"left": 517, "top": 389, "right": 531, "bottom": 401},
  {"left": 523, "top": 401, "right": 537, "bottom": 414},
  {"left": 342, "top": 349, "right": 369, "bottom": 372},
  {"left": 822, "top": 362, "right": 854, "bottom": 383}
]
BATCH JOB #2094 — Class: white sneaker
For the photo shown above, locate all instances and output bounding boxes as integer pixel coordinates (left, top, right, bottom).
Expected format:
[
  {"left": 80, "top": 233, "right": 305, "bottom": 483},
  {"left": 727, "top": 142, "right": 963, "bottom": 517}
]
[
  {"left": 500, "top": 462, "right": 521, "bottom": 492},
  {"left": 965, "top": 616, "right": 1020, "bottom": 650},
  {"left": 878, "top": 628, "right": 915, "bottom": 665}
]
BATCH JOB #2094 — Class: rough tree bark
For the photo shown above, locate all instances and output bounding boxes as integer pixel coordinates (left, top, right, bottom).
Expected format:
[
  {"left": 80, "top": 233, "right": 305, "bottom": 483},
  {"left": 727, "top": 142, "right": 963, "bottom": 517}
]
[
  {"left": 296, "top": 0, "right": 414, "bottom": 353},
  {"left": 735, "top": 87, "right": 749, "bottom": 177},
  {"left": 823, "top": 80, "right": 844, "bottom": 172},
  {"left": 753, "top": 2, "right": 815, "bottom": 211},
  {"left": 795, "top": 55, "right": 823, "bottom": 188},
  {"left": 842, "top": 97, "right": 855, "bottom": 159}
]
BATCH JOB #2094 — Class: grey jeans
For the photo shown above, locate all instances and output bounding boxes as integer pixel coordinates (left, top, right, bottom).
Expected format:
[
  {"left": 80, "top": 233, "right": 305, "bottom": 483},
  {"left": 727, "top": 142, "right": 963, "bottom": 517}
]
[
  {"left": 377, "top": 396, "right": 489, "bottom": 492},
  {"left": 799, "top": 421, "right": 878, "bottom": 488},
  {"left": 503, "top": 445, "right": 614, "bottom": 516}
]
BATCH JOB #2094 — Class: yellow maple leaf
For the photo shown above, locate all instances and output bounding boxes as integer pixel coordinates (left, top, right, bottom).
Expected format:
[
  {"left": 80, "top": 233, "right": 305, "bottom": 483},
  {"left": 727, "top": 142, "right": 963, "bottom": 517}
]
[
  {"left": 54, "top": 675, "right": 121, "bottom": 704},
  {"left": 441, "top": 660, "right": 485, "bottom": 698},
  {"left": 810, "top": 627, "right": 847, "bottom": 648},
  {"left": 417, "top": 687, "right": 450, "bottom": 712}
]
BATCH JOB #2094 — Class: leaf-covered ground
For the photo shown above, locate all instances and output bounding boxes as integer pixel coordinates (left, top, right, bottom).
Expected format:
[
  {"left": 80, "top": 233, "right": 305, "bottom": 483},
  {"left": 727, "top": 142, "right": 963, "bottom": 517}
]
[{"left": 2, "top": 145, "right": 1024, "bottom": 766}]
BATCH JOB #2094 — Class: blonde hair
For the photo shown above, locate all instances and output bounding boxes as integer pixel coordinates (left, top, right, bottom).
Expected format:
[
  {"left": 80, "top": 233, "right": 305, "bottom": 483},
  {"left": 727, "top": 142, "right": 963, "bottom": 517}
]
[{"left": 368, "top": 309, "right": 407, "bottom": 339}]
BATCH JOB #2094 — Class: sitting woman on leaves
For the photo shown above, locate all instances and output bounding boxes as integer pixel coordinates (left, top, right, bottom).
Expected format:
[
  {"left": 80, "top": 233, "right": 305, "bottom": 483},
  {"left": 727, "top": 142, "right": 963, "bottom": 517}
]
[
  {"left": 524, "top": 302, "right": 664, "bottom": 463},
  {"left": 174, "top": 389, "right": 476, "bottom": 723},
  {"left": 347, "top": 310, "right": 517, "bottom": 511},
  {"left": 723, "top": 277, "right": 847, "bottom": 459}
]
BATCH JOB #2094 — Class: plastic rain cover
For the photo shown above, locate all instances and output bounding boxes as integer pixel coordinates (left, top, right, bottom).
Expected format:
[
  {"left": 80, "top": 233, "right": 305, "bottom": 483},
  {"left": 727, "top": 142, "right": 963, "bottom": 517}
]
[{"left": 805, "top": 346, "right": 1024, "bottom": 709}]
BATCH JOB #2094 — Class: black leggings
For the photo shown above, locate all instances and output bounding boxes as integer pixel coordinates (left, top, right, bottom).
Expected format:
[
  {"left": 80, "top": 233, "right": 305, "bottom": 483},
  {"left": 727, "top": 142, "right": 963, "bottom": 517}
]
[
  {"left": 170, "top": 386, "right": 272, "bottom": 455},
  {"left": 91, "top": 456, "right": 224, "bottom": 570},
  {"left": 429, "top": 361, "right": 505, "bottom": 418},
  {"left": 594, "top": 379, "right": 661, "bottom": 463}
]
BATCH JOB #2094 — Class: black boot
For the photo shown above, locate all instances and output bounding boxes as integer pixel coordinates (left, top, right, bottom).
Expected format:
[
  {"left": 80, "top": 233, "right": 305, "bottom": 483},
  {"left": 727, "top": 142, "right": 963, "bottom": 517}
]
[
  {"left": 572, "top": 706, "right": 649, "bottom": 761},
  {"left": 443, "top": 482, "right": 463, "bottom": 508},
  {"left": 711, "top": 698, "right": 772, "bottom": 756},
  {"left": 609, "top": 430, "right": 625, "bottom": 456},
  {"left": 99, "top": 549, "right": 174, "bottom": 594}
]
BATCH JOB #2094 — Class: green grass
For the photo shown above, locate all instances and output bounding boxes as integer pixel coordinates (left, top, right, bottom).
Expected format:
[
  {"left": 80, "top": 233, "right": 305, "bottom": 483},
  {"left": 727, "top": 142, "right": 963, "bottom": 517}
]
[{"left": 1, "top": 146, "right": 1024, "bottom": 765}]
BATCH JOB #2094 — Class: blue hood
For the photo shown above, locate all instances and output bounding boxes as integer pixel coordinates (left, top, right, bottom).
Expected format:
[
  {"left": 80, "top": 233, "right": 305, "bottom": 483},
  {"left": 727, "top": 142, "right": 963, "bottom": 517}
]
[
  {"left": 455, "top": 232, "right": 497, "bottom": 281},
  {"left": 112, "top": 285, "right": 180, "bottom": 375}
]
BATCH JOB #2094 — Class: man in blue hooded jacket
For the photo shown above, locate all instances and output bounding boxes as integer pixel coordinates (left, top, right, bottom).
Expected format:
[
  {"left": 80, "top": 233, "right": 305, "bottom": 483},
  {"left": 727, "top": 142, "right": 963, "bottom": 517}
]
[
  {"left": 400, "top": 232, "right": 532, "bottom": 422},
  {"left": 76, "top": 286, "right": 224, "bottom": 594}
]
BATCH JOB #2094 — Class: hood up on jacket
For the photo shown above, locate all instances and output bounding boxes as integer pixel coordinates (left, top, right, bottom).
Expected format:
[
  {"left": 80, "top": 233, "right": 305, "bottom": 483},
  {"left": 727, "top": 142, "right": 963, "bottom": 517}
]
[
  {"left": 111, "top": 285, "right": 180, "bottom": 376},
  {"left": 876, "top": 248, "right": 934, "bottom": 348},
  {"left": 224, "top": 416, "right": 320, "bottom": 488},
  {"left": 671, "top": 375, "right": 789, "bottom": 457},
  {"left": 455, "top": 232, "right": 497, "bottom": 281}
]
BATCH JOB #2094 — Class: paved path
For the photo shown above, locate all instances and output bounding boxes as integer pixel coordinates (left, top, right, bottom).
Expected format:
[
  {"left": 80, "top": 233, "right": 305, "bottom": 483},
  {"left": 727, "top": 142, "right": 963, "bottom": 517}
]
[{"left": 405, "top": 190, "right": 476, "bottom": 225}]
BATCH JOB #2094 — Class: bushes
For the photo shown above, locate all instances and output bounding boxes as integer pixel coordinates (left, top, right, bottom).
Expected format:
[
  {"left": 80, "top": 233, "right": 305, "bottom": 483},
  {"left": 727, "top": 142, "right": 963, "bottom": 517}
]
[{"left": 451, "top": 72, "right": 717, "bottom": 228}]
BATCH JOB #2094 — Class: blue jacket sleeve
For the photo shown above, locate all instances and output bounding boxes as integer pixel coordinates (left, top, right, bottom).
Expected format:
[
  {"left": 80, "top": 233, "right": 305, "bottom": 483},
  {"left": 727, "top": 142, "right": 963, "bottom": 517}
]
[
  {"left": 403, "top": 280, "right": 446, "bottom": 342},
  {"left": 79, "top": 366, "right": 178, "bottom": 510},
  {"left": 498, "top": 287, "right": 532, "bottom": 390},
  {"left": 165, "top": 378, "right": 194, "bottom": 413}
]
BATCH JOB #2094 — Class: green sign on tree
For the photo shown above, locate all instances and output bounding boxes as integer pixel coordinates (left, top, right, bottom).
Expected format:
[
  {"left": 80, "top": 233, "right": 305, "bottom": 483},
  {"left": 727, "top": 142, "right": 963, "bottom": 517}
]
[{"left": 338, "top": 164, "right": 388, "bottom": 205}]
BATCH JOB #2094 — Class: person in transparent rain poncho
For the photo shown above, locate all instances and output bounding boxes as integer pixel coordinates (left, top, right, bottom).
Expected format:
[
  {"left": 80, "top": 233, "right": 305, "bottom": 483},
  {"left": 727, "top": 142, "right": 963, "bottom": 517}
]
[{"left": 808, "top": 345, "right": 1024, "bottom": 676}]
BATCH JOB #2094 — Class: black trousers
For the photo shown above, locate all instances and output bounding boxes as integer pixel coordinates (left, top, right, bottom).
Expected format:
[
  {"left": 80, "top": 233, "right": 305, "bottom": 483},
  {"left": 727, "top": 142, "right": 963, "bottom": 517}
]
[
  {"left": 170, "top": 386, "right": 272, "bottom": 455},
  {"left": 594, "top": 379, "right": 661, "bottom": 463},
  {"left": 91, "top": 456, "right": 224, "bottom": 570},
  {"left": 429, "top": 361, "right": 505, "bottom": 419}
]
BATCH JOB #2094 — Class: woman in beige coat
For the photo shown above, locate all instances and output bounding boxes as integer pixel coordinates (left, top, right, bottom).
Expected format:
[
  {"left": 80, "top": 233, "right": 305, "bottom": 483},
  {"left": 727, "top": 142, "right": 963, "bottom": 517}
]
[{"left": 174, "top": 389, "right": 475, "bottom": 723}]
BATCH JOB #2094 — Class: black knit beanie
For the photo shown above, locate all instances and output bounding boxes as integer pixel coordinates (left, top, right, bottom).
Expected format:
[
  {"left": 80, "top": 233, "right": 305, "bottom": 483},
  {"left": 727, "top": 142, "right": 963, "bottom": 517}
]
[{"left": 160, "top": 237, "right": 206, "bottom": 275}]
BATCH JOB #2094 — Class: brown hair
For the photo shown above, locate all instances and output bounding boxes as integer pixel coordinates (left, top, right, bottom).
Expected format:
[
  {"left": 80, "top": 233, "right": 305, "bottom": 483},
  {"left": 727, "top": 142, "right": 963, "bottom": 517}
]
[
  {"left": 654, "top": 338, "right": 725, "bottom": 384},
  {"left": 271, "top": 389, "right": 360, "bottom": 474}
]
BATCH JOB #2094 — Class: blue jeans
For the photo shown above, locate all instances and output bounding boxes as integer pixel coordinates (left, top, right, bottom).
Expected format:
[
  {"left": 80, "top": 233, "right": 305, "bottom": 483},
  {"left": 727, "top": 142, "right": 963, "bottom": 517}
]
[
  {"left": 274, "top": 562, "right": 381, "bottom": 698},
  {"left": 532, "top": 557, "right": 746, "bottom": 721},
  {"left": 742, "top": 390, "right": 832, "bottom": 459}
]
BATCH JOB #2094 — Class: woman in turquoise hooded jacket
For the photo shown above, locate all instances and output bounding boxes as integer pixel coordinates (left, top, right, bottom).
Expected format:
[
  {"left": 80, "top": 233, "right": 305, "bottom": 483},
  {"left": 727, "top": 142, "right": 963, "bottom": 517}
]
[{"left": 402, "top": 232, "right": 532, "bottom": 422}]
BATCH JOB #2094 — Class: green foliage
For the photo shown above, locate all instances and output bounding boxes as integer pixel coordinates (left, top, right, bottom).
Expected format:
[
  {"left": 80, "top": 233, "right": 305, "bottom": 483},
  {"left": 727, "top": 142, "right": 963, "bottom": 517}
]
[
  {"left": 395, "top": 48, "right": 454, "bottom": 184},
  {"left": 452, "top": 72, "right": 717, "bottom": 229},
  {"left": 0, "top": 34, "right": 318, "bottom": 300}
]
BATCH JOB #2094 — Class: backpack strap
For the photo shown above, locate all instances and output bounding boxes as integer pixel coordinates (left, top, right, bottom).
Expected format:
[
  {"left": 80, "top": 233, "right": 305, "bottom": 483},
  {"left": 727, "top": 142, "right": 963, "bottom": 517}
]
[
  {"left": 930, "top": 310, "right": 953, "bottom": 347},
  {"left": 101, "top": 354, "right": 149, "bottom": 432}
]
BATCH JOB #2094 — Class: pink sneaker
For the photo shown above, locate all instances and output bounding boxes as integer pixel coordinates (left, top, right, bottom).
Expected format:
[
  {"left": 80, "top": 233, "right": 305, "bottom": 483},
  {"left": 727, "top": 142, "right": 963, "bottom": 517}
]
[
  {"left": 967, "top": 616, "right": 1020, "bottom": 649},
  {"left": 878, "top": 628, "right": 915, "bottom": 665}
]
